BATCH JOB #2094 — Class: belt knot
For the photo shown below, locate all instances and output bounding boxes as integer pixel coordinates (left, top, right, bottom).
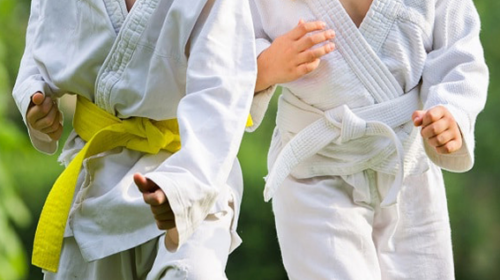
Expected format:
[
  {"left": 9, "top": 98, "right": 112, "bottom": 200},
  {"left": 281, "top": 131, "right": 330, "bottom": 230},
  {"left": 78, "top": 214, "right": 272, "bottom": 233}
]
[{"left": 325, "top": 105, "right": 367, "bottom": 144}]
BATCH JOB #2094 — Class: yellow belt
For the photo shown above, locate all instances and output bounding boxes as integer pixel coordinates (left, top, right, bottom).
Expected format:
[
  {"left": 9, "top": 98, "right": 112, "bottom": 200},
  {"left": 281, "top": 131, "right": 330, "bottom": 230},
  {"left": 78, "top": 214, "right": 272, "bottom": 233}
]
[
  {"left": 32, "top": 96, "right": 253, "bottom": 272},
  {"left": 32, "top": 96, "right": 183, "bottom": 272}
]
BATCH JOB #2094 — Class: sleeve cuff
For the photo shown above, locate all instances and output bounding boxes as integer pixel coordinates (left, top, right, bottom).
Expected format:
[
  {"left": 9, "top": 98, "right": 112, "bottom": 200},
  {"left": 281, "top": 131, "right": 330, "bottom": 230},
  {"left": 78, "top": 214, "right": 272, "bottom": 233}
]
[
  {"left": 145, "top": 172, "right": 219, "bottom": 252},
  {"left": 13, "top": 79, "right": 58, "bottom": 154},
  {"left": 246, "top": 85, "right": 277, "bottom": 132},
  {"left": 423, "top": 104, "right": 474, "bottom": 172},
  {"left": 255, "top": 38, "right": 271, "bottom": 57}
]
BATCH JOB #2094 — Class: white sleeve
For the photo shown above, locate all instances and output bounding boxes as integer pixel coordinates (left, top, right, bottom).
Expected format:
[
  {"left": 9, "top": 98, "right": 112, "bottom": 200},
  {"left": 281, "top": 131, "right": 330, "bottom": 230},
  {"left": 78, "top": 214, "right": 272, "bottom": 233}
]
[
  {"left": 420, "top": 0, "right": 488, "bottom": 172},
  {"left": 12, "top": 0, "right": 58, "bottom": 154},
  {"left": 246, "top": 0, "right": 278, "bottom": 132},
  {"left": 145, "top": 0, "right": 257, "bottom": 250}
]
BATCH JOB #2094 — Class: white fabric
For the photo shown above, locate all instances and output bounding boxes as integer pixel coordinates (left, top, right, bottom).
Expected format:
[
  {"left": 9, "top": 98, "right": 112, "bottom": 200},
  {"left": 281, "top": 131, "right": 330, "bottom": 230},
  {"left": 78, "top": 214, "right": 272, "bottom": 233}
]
[
  {"left": 264, "top": 88, "right": 420, "bottom": 206},
  {"left": 13, "top": 0, "right": 255, "bottom": 264},
  {"left": 272, "top": 166, "right": 454, "bottom": 280},
  {"left": 44, "top": 201, "right": 235, "bottom": 280},
  {"left": 249, "top": 0, "right": 488, "bottom": 278}
]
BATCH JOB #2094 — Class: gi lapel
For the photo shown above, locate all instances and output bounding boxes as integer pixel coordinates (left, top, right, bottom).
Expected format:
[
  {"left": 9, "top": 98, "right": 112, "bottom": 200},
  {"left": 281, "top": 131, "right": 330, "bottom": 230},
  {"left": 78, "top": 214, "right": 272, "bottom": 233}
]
[
  {"left": 94, "top": 0, "right": 210, "bottom": 115},
  {"left": 102, "top": 0, "right": 129, "bottom": 34},
  {"left": 306, "top": 0, "right": 404, "bottom": 102},
  {"left": 95, "top": 0, "right": 162, "bottom": 113}
]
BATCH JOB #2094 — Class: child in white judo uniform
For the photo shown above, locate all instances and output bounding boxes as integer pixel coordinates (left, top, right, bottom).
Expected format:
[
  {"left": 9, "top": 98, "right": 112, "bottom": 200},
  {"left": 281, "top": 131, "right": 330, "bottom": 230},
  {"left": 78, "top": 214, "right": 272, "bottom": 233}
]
[
  {"left": 13, "top": 0, "right": 256, "bottom": 279},
  {"left": 248, "top": 0, "right": 488, "bottom": 279}
]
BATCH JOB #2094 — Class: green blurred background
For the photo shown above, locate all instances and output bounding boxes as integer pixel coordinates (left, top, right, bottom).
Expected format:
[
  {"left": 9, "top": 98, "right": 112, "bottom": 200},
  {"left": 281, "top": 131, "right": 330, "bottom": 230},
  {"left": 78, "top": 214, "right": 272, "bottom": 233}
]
[{"left": 0, "top": 0, "right": 498, "bottom": 279}]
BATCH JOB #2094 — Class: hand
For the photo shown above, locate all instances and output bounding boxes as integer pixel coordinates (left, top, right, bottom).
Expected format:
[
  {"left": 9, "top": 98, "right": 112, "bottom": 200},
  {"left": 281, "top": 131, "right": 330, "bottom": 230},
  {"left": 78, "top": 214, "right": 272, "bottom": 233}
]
[
  {"left": 412, "top": 106, "right": 463, "bottom": 154},
  {"left": 133, "top": 173, "right": 176, "bottom": 230},
  {"left": 255, "top": 20, "right": 336, "bottom": 92},
  {"left": 26, "top": 92, "right": 63, "bottom": 141}
]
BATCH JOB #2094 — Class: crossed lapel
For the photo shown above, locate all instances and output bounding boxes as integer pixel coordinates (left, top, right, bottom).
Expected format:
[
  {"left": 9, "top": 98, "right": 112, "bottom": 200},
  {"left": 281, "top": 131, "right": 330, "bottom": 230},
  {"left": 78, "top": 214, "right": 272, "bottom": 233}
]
[
  {"left": 95, "top": 0, "right": 161, "bottom": 113},
  {"left": 306, "top": 0, "right": 404, "bottom": 103}
]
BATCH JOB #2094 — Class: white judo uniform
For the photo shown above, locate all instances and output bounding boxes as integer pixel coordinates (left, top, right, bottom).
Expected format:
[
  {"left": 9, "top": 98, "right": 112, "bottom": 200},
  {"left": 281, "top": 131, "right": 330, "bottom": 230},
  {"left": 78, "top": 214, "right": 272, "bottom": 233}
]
[
  {"left": 248, "top": 0, "right": 488, "bottom": 279},
  {"left": 13, "top": 0, "right": 256, "bottom": 278}
]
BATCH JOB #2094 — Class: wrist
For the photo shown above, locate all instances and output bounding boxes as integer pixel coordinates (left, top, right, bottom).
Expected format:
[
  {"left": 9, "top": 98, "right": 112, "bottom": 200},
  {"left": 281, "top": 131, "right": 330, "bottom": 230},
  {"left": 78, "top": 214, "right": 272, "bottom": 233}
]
[
  {"left": 255, "top": 72, "right": 273, "bottom": 93},
  {"left": 255, "top": 51, "right": 275, "bottom": 93}
]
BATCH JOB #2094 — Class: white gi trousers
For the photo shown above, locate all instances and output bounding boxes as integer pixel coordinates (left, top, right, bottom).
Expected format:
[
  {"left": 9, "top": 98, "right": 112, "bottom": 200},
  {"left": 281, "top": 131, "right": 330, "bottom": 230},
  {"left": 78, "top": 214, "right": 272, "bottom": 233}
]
[
  {"left": 43, "top": 204, "right": 235, "bottom": 280},
  {"left": 272, "top": 164, "right": 454, "bottom": 280}
]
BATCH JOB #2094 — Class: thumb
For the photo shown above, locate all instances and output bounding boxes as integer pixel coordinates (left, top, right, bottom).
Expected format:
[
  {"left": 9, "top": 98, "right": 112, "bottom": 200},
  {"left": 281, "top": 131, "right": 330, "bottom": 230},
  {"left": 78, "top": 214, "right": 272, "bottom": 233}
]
[
  {"left": 133, "top": 173, "right": 158, "bottom": 193},
  {"left": 31, "top": 92, "right": 45, "bottom": 106},
  {"left": 412, "top": 110, "right": 426, "bottom": 127}
]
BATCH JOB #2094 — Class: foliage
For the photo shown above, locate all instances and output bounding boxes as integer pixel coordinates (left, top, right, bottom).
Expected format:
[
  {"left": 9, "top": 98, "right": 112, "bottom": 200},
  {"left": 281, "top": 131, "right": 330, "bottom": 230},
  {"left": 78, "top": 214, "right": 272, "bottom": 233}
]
[
  {"left": 0, "top": 2, "right": 31, "bottom": 277},
  {"left": 0, "top": 127, "right": 31, "bottom": 280}
]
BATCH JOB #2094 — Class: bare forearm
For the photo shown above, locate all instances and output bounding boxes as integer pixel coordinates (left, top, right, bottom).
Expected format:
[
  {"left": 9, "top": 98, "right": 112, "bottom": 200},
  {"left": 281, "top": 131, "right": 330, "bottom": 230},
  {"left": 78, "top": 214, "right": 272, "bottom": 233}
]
[{"left": 255, "top": 51, "right": 274, "bottom": 93}]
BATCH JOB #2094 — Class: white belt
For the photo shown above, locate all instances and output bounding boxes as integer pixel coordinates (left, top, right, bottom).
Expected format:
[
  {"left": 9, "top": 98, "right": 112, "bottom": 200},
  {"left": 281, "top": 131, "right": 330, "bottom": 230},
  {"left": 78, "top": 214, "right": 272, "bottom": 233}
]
[{"left": 264, "top": 88, "right": 419, "bottom": 207}]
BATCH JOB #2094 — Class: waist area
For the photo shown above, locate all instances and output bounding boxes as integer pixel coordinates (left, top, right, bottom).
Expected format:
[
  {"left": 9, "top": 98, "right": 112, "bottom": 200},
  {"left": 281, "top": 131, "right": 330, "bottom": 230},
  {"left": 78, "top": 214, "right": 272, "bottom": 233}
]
[
  {"left": 275, "top": 87, "right": 420, "bottom": 176},
  {"left": 73, "top": 95, "right": 181, "bottom": 154}
]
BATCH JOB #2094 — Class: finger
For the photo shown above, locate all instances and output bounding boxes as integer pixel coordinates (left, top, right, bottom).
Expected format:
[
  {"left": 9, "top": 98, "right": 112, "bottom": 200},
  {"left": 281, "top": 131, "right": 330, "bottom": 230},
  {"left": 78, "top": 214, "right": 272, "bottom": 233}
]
[
  {"left": 421, "top": 107, "right": 445, "bottom": 127},
  {"left": 151, "top": 203, "right": 173, "bottom": 216},
  {"left": 133, "top": 173, "right": 148, "bottom": 192},
  {"left": 289, "top": 21, "right": 327, "bottom": 40},
  {"left": 420, "top": 118, "right": 448, "bottom": 139},
  {"left": 143, "top": 189, "right": 167, "bottom": 206},
  {"left": 41, "top": 112, "right": 62, "bottom": 134},
  {"left": 296, "top": 42, "right": 335, "bottom": 64},
  {"left": 412, "top": 110, "right": 425, "bottom": 126},
  {"left": 47, "top": 126, "right": 63, "bottom": 141},
  {"left": 27, "top": 97, "right": 55, "bottom": 125},
  {"left": 35, "top": 105, "right": 59, "bottom": 131},
  {"left": 296, "top": 58, "right": 321, "bottom": 76},
  {"left": 47, "top": 111, "right": 64, "bottom": 140},
  {"left": 426, "top": 129, "right": 456, "bottom": 148},
  {"left": 27, "top": 105, "right": 43, "bottom": 125},
  {"left": 31, "top": 92, "right": 45, "bottom": 105},
  {"left": 296, "top": 29, "right": 335, "bottom": 51},
  {"left": 153, "top": 210, "right": 175, "bottom": 222},
  {"left": 156, "top": 220, "right": 176, "bottom": 230},
  {"left": 37, "top": 96, "right": 57, "bottom": 122},
  {"left": 435, "top": 139, "right": 462, "bottom": 154},
  {"left": 40, "top": 119, "right": 61, "bottom": 134},
  {"left": 41, "top": 95, "right": 55, "bottom": 110},
  {"left": 134, "top": 173, "right": 159, "bottom": 193}
]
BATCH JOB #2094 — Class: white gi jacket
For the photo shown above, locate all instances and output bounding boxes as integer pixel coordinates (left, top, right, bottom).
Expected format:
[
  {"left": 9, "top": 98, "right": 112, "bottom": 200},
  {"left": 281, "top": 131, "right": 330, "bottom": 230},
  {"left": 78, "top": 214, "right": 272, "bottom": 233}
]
[
  {"left": 13, "top": 0, "right": 256, "bottom": 261},
  {"left": 248, "top": 0, "right": 488, "bottom": 202}
]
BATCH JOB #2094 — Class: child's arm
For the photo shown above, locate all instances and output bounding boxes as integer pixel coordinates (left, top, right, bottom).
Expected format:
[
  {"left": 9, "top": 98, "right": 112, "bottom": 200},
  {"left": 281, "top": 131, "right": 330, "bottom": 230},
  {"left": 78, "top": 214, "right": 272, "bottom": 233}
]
[
  {"left": 247, "top": 0, "right": 335, "bottom": 131},
  {"left": 135, "top": 0, "right": 257, "bottom": 251},
  {"left": 12, "top": 0, "right": 62, "bottom": 154},
  {"left": 255, "top": 20, "right": 336, "bottom": 92},
  {"left": 418, "top": 0, "right": 488, "bottom": 172}
]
